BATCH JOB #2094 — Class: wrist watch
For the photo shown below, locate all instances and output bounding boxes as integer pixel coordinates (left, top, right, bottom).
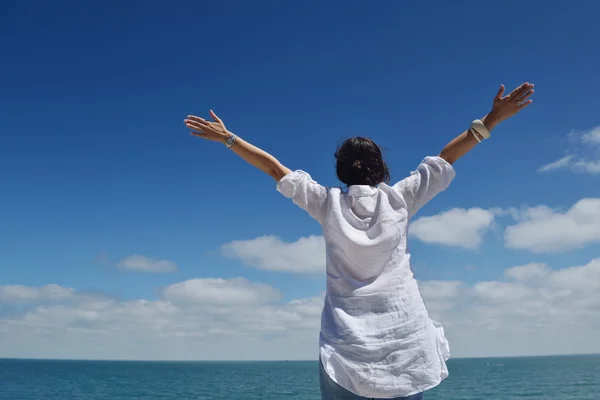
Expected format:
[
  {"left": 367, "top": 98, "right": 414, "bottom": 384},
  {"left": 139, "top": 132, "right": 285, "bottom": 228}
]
[{"left": 225, "top": 133, "right": 237, "bottom": 148}]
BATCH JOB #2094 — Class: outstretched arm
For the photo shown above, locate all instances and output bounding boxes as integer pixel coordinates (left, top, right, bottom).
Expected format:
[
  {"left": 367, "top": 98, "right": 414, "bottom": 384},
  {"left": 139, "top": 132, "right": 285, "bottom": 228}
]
[
  {"left": 184, "top": 111, "right": 291, "bottom": 182},
  {"left": 439, "top": 82, "right": 535, "bottom": 164}
]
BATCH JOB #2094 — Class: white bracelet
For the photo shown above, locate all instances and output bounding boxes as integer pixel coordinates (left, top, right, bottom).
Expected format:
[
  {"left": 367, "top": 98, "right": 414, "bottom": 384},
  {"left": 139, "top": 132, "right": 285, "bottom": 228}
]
[
  {"left": 470, "top": 119, "right": 491, "bottom": 139},
  {"left": 470, "top": 128, "right": 482, "bottom": 143}
]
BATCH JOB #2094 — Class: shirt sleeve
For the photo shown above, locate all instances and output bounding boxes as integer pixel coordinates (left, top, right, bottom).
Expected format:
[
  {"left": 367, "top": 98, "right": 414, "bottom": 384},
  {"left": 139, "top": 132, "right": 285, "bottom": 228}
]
[
  {"left": 276, "top": 170, "right": 329, "bottom": 223},
  {"left": 392, "top": 156, "right": 456, "bottom": 219}
]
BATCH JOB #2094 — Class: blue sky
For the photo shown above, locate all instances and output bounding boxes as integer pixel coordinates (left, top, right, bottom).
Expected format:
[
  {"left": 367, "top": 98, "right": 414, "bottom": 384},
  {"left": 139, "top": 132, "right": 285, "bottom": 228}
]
[{"left": 1, "top": 0, "right": 600, "bottom": 360}]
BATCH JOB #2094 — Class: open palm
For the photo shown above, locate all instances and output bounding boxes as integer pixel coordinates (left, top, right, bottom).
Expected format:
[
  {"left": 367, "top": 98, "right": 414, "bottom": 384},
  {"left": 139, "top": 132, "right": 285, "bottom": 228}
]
[
  {"left": 184, "top": 110, "right": 229, "bottom": 143},
  {"left": 491, "top": 82, "right": 535, "bottom": 122}
]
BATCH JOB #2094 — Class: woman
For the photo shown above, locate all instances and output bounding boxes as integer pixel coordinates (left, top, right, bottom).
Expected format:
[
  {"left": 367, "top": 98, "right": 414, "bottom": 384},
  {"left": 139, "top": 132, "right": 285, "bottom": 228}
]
[{"left": 184, "top": 82, "right": 534, "bottom": 400}]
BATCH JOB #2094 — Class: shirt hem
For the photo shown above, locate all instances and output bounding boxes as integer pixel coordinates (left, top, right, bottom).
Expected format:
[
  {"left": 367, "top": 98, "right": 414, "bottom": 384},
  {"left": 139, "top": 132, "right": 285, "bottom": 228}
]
[
  {"left": 320, "top": 356, "right": 446, "bottom": 399},
  {"left": 320, "top": 344, "right": 448, "bottom": 398}
]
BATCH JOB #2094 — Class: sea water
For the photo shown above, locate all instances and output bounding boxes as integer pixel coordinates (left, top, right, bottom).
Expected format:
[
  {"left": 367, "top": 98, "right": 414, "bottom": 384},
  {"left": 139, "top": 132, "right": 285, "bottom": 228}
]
[{"left": 1, "top": 355, "right": 598, "bottom": 399}]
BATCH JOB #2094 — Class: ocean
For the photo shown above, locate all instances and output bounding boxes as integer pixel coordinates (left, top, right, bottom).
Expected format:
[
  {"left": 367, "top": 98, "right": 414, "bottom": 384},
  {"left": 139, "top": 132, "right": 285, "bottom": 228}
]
[{"left": 1, "top": 355, "right": 598, "bottom": 399}]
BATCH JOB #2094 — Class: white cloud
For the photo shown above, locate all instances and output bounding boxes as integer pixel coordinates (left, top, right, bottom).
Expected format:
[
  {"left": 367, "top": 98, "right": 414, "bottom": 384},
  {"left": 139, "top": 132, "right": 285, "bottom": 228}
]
[
  {"left": 0, "top": 278, "right": 322, "bottom": 361},
  {"left": 419, "top": 280, "right": 464, "bottom": 301},
  {"left": 221, "top": 235, "right": 325, "bottom": 273},
  {"left": 117, "top": 255, "right": 178, "bottom": 273},
  {"left": 0, "top": 284, "right": 75, "bottom": 303},
  {"left": 538, "top": 126, "right": 600, "bottom": 174},
  {"left": 409, "top": 208, "right": 495, "bottom": 249},
  {"left": 418, "top": 280, "right": 464, "bottom": 313},
  {"left": 162, "top": 277, "right": 281, "bottom": 306},
  {"left": 581, "top": 126, "right": 600, "bottom": 145},
  {"left": 2, "top": 259, "right": 600, "bottom": 360},
  {"left": 504, "top": 198, "right": 600, "bottom": 253},
  {"left": 424, "top": 258, "right": 600, "bottom": 356},
  {"left": 504, "top": 263, "right": 550, "bottom": 281},
  {"left": 538, "top": 155, "right": 574, "bottom": 172},
  {"left": 471, "top": 281, "right": 533, "bottom": 304},
  {"left": 572, "top": 159, "right": 600, "bottom": 174}
]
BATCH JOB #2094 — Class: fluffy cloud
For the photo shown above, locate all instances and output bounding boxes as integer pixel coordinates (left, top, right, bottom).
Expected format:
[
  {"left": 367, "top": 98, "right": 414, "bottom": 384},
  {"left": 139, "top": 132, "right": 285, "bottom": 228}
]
[
  {"left": 582, "top": 126, "right": 600, "bottom": 145},
  {"left": 117, "top": 255, "right": 178, "bottom": 273},
  {"left": 0, "top": 284, "right": 75, "bottom": 303},
  {"left": 409, "top": 208, "right": 495, "bottom": 249},
  {"left": 3, "top": 258, "right": 600, "bottom": 359},
  {"left": 537, "top": 155, "right": 574, "bottom": 172},
  {"left": 0, "top": 277, "right": 322, "bottom": 360},
  {"left": 405, "top": 197, "right": 600, "bottom": 253},
  {"left": 423, "top": 258, "right": 600, "bottom": 356},
  {"left": 538, "top": 126, "right": 600, "bottom": 174},
  {"left": 418, "top": 280, "right": 464, "bottom": 313},
  {"left": 221, "top": 235, "right": 325, "bottom": 273},
  {"left": 503, "top": 262, "right": 550, "bottom": 281},
  {"left": 504, "top": 198, "right": 600, "bottom": 253},
  {"left": 161, "top": 278, "right": 281, "bottom": 306},
  {"left": 571, "top": 159, "right": 600, "bottom": 174},
  {"left": 467, "top": 259, "right": 600, "bottom": 329}
]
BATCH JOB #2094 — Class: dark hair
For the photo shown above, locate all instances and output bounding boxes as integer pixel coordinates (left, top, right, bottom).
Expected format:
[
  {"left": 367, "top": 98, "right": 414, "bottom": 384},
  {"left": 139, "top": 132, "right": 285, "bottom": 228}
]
[{"left": 334, "top": 137, "right": 390, "bottom": 186}]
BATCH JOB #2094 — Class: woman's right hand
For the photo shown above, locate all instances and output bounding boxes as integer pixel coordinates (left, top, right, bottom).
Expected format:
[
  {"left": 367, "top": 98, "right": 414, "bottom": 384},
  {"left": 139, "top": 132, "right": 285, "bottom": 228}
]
[
  {"left": 487, "top": 82, "right": 535, "bottom": 126},
  {"left": 184, "top": 110, "right": 231, "bottom": 143}
]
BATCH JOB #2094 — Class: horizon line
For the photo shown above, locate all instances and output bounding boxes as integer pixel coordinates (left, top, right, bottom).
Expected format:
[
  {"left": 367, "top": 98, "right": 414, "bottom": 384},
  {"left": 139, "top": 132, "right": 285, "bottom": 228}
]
[{"left": 1, "top": 352, "right": 599, "bottom": 363}]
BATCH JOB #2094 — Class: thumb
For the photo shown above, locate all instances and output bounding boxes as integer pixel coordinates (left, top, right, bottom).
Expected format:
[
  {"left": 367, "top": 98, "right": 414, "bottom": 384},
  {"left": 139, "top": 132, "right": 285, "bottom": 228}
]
[
  {"left": 495, "top": 84, "right": 505, "bottom": 100},
  {"left": 210, "top": 109, "right": 220, "bottom": 122}
]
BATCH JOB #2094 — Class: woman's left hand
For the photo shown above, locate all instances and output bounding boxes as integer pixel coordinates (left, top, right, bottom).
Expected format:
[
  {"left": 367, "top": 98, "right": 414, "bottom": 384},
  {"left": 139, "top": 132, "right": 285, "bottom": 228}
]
[
  {"left": 184, "top": 110, "right": 230, "bottom": 143},
  {"left": 488, "top": 83, "right": 535, "bottom": 124}
]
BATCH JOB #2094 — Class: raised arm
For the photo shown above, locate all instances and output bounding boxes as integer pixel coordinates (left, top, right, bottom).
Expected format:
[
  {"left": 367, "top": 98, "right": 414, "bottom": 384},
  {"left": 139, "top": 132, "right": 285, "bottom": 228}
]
[
  {"left": 184, "top": 110, "right": 291, "bottom": 181},
  {"left": 439, "top": 82, "right": 534, "bottom": 164}
]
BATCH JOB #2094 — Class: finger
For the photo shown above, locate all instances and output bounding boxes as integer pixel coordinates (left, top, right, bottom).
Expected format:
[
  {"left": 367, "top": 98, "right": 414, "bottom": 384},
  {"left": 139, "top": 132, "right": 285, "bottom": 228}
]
[
  {"left": 517, "top": 89, "right": 535, "bottom": 103},
  {"left": 187, "top": 115, "right": 209, "bottom": 125},
  {"left": 184, "top": 120, "right": 201, "bottom": 128},
  {"left": 517, "top": 83, "right": 534, "bottom": 97},
  {"left": 185, "top": 121, "right": 205, "bottom": 132},
  {"left": 495, "top": 84, "right": 505, "bottom": 100},
  {"left": 190, "top": 131, "right": 204, "bottom": 137},
  {"left": 514, "top": 83, "right": 534, "bottom": 100},
  {"left": 185, "top": 119, "right": 208, "bottom": 129},
  {"left": 509, "top": 82, "right": 529, "bottom": 97},
  {"left": 517, "top": 99, "right": 533, "bottom": 109},
  {"left": 210, "top": 110, "right": 221, "bottom": 122}
]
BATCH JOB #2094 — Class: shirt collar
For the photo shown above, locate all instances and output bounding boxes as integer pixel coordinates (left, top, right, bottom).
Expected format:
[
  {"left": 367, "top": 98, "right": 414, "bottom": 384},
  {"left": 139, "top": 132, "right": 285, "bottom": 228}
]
[{"left": 347, "top": 185, "right": 378, "bottom": 197}]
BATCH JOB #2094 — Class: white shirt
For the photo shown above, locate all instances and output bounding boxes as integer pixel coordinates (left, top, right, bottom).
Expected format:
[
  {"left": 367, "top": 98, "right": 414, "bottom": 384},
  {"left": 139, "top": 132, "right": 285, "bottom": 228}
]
[{"left": 277, "top": 156, "right": 455, "bottom": 398}]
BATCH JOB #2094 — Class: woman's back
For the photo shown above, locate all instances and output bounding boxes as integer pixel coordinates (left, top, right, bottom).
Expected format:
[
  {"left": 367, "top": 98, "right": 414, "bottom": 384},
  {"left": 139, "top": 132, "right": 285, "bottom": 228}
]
[
  {"left": 325, "top": 184, "right": 410, "bottom": 284},
  {"left": 277, "top": 156, "right": 454, "bottom": 398}
]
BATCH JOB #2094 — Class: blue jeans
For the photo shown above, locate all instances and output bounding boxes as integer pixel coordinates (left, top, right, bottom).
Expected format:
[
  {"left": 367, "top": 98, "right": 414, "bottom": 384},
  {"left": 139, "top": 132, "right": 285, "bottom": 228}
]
[{"left": 320, "top": 361, "right": 425, "bottom": 400}]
